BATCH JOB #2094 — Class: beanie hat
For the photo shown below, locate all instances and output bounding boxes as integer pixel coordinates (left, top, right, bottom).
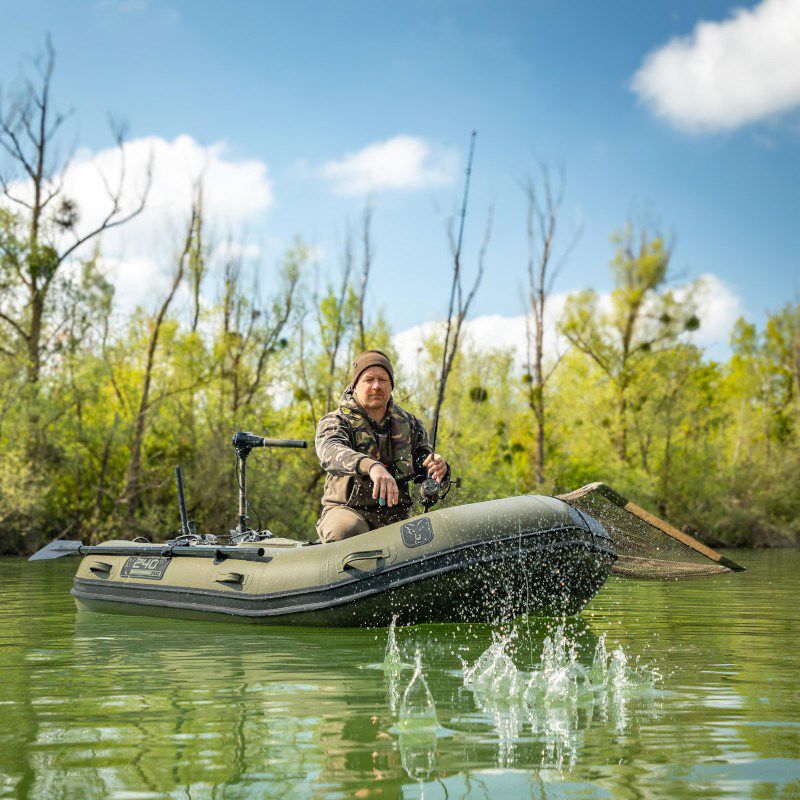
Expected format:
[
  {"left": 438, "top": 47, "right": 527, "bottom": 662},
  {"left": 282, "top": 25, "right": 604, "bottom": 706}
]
[{"left": 349, "top": 350, "right": 394, "bottom": 389}]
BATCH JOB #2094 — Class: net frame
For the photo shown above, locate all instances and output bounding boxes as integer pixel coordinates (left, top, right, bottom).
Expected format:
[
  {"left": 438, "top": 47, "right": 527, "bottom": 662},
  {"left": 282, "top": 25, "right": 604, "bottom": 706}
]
[{"left": 556, "top": 482, "right": 745, "bottom": 580}]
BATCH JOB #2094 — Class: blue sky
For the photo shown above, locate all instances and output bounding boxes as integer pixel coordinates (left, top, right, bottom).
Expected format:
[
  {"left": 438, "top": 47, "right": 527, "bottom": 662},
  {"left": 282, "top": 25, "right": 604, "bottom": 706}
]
[{"left": 1, "top": 0, "right": 798, "bottom": 353}]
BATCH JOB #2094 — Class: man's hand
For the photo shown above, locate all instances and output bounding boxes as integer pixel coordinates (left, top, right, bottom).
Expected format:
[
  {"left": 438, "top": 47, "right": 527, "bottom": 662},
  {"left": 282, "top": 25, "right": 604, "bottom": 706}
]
[
  {"left": 422, "top": 453, "right": 448, "bottom": 483},
  {"left": 369, "top": 463, "right": 399, "bottom": 507}
]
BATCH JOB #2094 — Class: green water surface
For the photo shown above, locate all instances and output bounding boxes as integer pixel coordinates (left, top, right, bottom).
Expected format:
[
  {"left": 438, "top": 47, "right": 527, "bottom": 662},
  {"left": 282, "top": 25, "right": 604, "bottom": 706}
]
[{"left": 0, "top": 552, "right": 798, "bottom": 799}]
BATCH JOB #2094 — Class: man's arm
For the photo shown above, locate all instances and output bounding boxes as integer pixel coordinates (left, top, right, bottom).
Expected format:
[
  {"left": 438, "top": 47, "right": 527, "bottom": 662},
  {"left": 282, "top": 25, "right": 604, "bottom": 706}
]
[{"left": 315, "top": 413, "right": 380, "bottom": 477}]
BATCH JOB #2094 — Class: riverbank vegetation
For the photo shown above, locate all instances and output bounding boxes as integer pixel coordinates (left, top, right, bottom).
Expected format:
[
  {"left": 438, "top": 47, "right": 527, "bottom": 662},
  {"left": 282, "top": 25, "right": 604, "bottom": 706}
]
[{"left": 1, "top": 45, "right": 798, "bottom": 554}]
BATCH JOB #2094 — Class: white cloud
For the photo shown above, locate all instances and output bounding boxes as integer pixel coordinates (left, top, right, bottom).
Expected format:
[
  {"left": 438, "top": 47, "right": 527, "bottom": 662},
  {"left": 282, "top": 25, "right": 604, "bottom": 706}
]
[
  {"left": 62, "top": 134, "right": 272, "bottom": 255},
  {"left": 687, "top": 273, "right": 744, "bottom": 351},
  {"left": 5, "top": 134, "right": 273, "bottom": 312},
  {"left": 631, "top": 0, "right": 800, "bottom": 131},
  {"left": 100, "top": 256, "right": 178, "bottom": 312},
  {"left": 320, "top": 135, "right": 457, "bottom": 195},
  {"left": 393, "top": 296, "right": 569, "bottom": 375},
  {"left": 212, "top": 240, "right": 264, "bottom": 263},
  {"left": 394, "top": 275, "right": 743, "bottom": 372}
]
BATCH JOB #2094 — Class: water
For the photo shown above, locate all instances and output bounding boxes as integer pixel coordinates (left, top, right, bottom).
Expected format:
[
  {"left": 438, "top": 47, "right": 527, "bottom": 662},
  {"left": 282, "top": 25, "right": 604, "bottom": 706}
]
[{"left": 0, "top": 551, "right": 798, "bottom": 799}]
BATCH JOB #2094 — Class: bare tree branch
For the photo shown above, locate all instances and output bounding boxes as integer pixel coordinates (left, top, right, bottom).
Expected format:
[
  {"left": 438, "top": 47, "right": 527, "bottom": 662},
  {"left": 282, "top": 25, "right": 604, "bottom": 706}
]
[
  {"left": 297, "top": 313, "right": 318, "bottom": 425},
  {"left": 0, "top": 309, "right": 29, "bottom": 340},
  {"left": 122, "top": 201, "right": 196, "bottom": 515},
  {"left": 522, "top": 163, "right": 578, "bottom": 483},
  {"left": 56, "top": 147, "right": 152, "bottom": 272},
  {"left": 243, "top": 267, "right": 299, "bottom": 407},
  {"left": 0, "top": 38, "right": 151, "bottom": 383}
]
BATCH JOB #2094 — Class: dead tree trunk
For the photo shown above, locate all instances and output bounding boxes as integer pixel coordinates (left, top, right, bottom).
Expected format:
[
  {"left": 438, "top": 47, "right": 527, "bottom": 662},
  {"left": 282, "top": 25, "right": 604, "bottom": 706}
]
[
  {"left": 321, "top": 240, "right": 354, "bottom": 413},
  {"left": 123, "top": 207, "right": 196, "bottom": 516},
  {"left": 523, "top": 165, "right": 577, "bottom": 485},
  {"left": 430, "top": 208, "right": 491, "bottom": 447}
]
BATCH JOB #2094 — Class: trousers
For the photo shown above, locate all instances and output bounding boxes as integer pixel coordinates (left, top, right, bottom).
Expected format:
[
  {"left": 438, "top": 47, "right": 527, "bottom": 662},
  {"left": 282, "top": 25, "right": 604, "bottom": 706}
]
[{"left": 316, "top": 505, "right": 409, "bottom": 542}]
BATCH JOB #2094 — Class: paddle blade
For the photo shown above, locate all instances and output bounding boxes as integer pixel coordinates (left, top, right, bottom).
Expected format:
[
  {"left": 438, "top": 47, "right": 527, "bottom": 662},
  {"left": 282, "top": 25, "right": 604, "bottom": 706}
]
[{"left": 28, "top": 539, "right": 84, "bottom": 561}]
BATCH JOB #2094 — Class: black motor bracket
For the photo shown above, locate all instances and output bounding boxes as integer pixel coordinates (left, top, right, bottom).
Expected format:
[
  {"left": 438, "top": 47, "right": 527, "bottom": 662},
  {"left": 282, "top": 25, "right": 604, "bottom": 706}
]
[{"left": 231, "top": 431, "right": 307, "bottom": 538}]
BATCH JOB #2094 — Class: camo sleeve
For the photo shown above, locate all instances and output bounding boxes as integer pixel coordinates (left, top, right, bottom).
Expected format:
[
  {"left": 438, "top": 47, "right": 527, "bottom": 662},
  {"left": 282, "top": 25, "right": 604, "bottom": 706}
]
[{"left": 315, "top": 412, "right": 380, "bottom": 477}]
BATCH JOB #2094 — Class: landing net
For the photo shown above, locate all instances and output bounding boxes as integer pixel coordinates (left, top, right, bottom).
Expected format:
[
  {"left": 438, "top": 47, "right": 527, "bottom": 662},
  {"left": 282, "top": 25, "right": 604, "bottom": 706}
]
[{"left": 556, "top": 483, "right": 745, "bottom": 580}]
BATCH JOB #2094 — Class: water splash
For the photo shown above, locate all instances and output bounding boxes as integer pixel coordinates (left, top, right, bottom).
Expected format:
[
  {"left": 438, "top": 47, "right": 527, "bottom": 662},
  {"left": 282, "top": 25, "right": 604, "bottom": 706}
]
[
  {"left": 390, "top": 649, "right": 446, "bottom": 789},
  {"left": 463, "top": 630, "right": 524, "bottom": 699},
  {"left": 383, "top": 614, "right": 402, "bottom": 674},
  {"left": 396, "top": 649, "right": 438, "bottom": 733},
  {"left": 462, "top": 625, "right": 661, "bottom": 769}
]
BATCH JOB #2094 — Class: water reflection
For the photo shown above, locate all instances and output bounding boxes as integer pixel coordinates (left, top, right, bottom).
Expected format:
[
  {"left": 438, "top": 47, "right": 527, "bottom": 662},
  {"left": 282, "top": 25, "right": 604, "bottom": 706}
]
[{"left": 2, "top": 553, "right": 800, "bottom": 798}]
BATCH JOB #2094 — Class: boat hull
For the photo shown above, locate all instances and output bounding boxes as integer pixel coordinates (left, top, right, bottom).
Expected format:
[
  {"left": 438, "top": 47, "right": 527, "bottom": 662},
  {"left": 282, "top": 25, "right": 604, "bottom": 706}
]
[{"left": 71, "top": 495, "right": 616, "bottom": 627}]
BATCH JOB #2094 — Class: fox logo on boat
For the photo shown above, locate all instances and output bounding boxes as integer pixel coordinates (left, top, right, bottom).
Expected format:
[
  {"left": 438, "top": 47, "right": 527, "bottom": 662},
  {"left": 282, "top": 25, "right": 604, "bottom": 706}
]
[{"left": 401, "top": 518, "right": 434, "bottom": 548}]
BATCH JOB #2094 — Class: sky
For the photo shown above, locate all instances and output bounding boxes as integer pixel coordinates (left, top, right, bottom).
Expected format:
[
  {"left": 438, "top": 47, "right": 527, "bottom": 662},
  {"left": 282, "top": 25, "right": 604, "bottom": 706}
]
[{"left": 1, "top": 0, "right": 799, "bottom": 362}]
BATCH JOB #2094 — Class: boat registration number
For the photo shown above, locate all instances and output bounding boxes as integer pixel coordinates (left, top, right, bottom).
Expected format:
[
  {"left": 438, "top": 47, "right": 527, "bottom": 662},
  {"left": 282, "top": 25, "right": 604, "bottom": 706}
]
[{"left": 121, "top": 556, "right": 171, "bottom": 580}]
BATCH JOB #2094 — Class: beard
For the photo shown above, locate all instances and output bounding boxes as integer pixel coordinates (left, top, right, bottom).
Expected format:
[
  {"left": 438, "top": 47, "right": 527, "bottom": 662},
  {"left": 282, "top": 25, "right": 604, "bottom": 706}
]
[{"left": 358, "top": 391, "right": 388, "bottom": 414}]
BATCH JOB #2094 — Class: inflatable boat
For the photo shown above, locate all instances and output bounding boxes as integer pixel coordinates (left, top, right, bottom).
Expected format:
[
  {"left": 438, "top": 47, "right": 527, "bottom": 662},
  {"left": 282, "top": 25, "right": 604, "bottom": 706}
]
[
  {"left": 31, "top": 495, "right": 615, "bottom": 626},
  {"left": 30, "top": 432, "right": 617, "bottom": 626}
]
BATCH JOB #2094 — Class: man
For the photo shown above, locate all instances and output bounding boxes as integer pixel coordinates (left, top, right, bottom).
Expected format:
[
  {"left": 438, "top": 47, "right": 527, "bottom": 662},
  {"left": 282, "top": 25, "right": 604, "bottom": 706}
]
[{"left": 315, "top": 349, "right": 449, "bottom": 542}]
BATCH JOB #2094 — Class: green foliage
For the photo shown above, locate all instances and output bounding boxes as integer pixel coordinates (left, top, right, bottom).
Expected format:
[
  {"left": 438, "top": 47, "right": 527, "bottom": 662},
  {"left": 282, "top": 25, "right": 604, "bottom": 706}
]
[
  {"left": 560, "top": 226, "right": 702, "bottom": 463},
  {"left": 0, "top": 206, "right": 797, "bottom": 553}
]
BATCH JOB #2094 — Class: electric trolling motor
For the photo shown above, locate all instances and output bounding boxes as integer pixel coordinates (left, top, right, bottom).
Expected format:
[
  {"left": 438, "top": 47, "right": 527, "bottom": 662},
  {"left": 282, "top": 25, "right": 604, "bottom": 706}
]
[{"left": 231, "top": 432, "right": 307, "bottom": 542}]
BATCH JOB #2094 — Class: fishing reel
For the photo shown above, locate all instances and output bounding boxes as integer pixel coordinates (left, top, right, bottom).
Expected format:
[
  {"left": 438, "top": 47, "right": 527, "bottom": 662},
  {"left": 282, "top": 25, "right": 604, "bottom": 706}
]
[
  {"left": 412, "top": 445, "right": 456, "bottom": 511},
  {"left": 418, "top": 477, "right": 443, "bottom": 511}
]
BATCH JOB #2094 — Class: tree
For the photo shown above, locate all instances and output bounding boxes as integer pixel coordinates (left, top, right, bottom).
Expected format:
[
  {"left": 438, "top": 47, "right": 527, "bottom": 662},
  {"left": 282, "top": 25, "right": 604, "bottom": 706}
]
[
  {"left": 765, "top": 302, "right": 800, "bottom": 420},
  {"left": 216, "top": 239, "right": 300, "bottom": 423},
  {"left": 122, "top": 202, "right": 198, "bottom": 516},
  {"left": 428, "top": 129, "right": 490, "bottom": 445},
  {"left": 356, "top": 201, "right": 373, "bottom": 353},
  {"left": 0, "top": 38, "right": 150, "bottom": 384},
  {"left": 522, "top": 164, "right": 579, "bottom": 486},
  {"left": 560, "top": 223, "right": 699, "bottom": 462}
]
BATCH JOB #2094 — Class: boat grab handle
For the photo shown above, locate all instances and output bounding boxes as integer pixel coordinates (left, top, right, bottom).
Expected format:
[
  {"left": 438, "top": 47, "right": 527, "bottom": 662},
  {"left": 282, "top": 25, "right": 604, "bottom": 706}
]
[
  {"left": 89, "top": 561, "right": 114, "bottom": 579},
  {"left": 341, "top": 548, "right": 390, "bottom": 571},
  {"left": 214, "top": 571, "right": 245, "bottom": 587}
]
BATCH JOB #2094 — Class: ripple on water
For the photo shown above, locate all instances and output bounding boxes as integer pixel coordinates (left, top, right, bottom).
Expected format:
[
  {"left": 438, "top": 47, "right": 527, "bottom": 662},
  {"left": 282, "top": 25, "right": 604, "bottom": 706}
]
[{"left": 2, "top": 552, "right": 800, "bottom": 798}]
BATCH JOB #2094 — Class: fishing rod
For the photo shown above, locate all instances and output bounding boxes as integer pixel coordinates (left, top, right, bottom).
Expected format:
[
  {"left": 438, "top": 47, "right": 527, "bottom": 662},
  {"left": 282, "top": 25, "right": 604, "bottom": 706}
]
[{"left": 431, "top": 130, "right": 477, "bottom": 452}]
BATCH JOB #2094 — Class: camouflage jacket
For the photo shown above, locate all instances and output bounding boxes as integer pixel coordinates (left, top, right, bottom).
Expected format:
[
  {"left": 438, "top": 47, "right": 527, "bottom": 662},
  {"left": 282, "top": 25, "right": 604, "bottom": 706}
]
[{"left": 315, "top": 390, "right": 443, "bottom": 522}]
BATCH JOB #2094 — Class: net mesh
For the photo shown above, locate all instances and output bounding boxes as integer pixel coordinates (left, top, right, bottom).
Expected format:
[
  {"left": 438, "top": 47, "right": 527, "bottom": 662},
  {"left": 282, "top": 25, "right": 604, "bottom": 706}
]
[{"left": 556, "top": 483, "right": 744, "bottom": 580}]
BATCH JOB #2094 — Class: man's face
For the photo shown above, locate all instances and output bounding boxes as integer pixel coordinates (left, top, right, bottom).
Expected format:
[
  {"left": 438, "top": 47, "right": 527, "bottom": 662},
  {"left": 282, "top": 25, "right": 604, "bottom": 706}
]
[{"left": 354, "top": 366, "right": 391, "bottom": 414}]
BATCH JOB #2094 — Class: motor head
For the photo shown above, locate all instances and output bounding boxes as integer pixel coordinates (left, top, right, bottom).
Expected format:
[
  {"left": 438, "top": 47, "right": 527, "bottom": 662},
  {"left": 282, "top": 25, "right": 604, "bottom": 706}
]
[
  {"left": 232, "top": 431, "right": 307, "bottom": 458},
  {"left": 232, "top": 432, "right": 265, "bottom": 458}
]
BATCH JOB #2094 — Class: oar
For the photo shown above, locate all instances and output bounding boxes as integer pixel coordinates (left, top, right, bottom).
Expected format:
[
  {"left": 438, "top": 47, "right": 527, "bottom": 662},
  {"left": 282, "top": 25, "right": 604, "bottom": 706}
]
[
  {"left": 28, "top": 539, "right": 273, "bottom": 564},
  {"left": 28, "top": 540, "right": 83, "bottom": 561}
]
